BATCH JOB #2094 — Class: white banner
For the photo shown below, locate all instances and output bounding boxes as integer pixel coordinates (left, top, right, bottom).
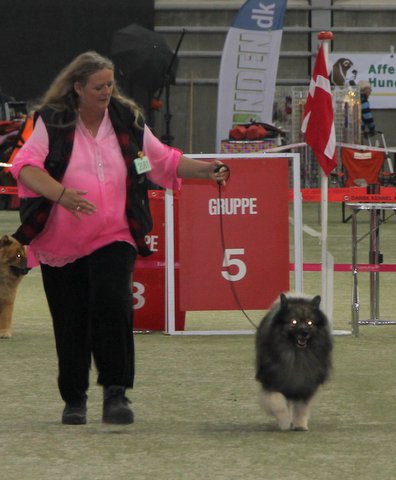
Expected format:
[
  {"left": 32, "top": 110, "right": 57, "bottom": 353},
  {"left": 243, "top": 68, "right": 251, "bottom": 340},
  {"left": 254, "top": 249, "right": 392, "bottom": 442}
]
[
  {"left": 329, "top": 52, "right": 396, "bottom": 109},
  {"left": 215, "top": 0, "right": 288, "bottom": 151}
]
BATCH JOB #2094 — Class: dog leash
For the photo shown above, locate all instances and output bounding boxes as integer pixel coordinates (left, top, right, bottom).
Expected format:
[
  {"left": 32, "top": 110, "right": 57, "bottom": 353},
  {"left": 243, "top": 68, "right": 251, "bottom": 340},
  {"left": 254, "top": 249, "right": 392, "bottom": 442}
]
[{"left": 216, "top": 166, "right": 258, "bottom": 330}]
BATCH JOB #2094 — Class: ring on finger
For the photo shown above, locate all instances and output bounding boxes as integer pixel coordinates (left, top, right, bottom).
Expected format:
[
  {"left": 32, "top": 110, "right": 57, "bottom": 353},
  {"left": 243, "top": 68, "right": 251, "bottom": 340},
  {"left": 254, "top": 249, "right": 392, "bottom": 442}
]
[{"left": 76, "top": 205, "right": 81, "bottom": 211}]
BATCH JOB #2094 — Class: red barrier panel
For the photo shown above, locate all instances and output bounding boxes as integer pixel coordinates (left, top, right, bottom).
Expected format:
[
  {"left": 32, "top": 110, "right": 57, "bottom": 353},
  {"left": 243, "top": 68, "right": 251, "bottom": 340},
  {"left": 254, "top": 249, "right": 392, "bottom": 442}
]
[
  {"left": 288, "top": 187, "right": 396, "bottom": 202},
  {"left": 179, "top": 157, "right": 290, "bottom": 310},
  {"left": 133, "top": 191, "right": 185, "bottom": 331}
]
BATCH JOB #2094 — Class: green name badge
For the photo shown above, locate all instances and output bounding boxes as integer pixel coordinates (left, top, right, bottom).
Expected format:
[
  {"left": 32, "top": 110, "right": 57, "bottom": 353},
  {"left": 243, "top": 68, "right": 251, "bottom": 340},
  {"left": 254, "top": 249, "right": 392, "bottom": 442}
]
[{"left": 134, "top": 155, "right": 152, "bottom": 174}]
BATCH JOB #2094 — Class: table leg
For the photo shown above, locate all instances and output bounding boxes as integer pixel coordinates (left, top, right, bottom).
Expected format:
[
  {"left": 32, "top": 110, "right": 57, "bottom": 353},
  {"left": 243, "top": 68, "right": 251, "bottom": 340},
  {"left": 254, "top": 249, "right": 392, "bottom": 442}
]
[
  {"left": 369, "top": 209, "right": 380, "bottom": 321},
  {"left": 351, "top": 210, "right": 359, "bottom": 336}
]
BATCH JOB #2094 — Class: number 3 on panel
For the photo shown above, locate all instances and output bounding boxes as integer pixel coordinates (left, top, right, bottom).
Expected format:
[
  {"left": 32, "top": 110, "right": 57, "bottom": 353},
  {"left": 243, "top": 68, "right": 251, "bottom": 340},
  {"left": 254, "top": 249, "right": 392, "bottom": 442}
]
[
  {"left": 132, "top": 282, "right": 146, "bottom": 309},
  {"left": 221, "top": 248, "right": 247, "bottom": 282}
]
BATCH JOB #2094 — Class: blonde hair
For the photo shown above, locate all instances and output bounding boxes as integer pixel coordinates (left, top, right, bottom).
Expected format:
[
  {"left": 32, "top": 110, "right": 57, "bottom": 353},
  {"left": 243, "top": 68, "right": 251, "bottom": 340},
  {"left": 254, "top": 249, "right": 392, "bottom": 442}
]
[
  {"left": 35, "top": 51, "right": 143, "bottom": 126},
  {"left": 358, "top": 80, "right": 372, "bottom": 92}
]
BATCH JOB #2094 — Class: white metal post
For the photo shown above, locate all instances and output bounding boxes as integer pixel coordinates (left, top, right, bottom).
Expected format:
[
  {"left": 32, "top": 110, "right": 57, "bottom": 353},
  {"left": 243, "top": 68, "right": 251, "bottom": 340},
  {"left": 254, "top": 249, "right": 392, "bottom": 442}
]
[{"left": 165, "top": 189, "right": 176, "bottom": 334}]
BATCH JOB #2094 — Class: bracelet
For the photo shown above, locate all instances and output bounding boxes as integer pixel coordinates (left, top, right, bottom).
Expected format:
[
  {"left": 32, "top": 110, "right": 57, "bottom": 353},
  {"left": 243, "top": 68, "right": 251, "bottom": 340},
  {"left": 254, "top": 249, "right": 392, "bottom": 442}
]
[{"left": 56, "top": 187, "right": 66, "bottom": 203}]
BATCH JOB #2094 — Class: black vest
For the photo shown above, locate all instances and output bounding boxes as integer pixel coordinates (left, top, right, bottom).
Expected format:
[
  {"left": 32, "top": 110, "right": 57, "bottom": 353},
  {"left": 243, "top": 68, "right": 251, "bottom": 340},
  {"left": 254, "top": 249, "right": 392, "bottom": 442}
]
[{"left": 12, "top": 98, "right": 153, "bottom": 257}]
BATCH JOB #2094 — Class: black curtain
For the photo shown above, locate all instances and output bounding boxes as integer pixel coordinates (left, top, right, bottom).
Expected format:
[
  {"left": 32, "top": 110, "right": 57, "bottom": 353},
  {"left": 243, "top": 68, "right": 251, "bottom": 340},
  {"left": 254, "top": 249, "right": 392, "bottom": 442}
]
[{"left": 0, "top": 0, "right": 154, "bottom": 103}]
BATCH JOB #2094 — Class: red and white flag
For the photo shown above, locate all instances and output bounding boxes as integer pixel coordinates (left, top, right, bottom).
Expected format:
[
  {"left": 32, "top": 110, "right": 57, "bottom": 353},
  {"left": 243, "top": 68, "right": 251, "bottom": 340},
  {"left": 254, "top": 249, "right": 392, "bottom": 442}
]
[{"left": 301, "top": 44, "right": 336, "bottom": 175}]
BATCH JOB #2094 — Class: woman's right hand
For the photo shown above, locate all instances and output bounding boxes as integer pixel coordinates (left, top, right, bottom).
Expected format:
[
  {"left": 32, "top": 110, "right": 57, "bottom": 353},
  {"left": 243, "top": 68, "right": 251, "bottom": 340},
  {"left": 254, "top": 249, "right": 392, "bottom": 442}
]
[
  {"left": 18, "top": 165, "right": 96, "bottom": 217},
  {"left": 57, "top": 188, "right": 97, "bottom": 218}
]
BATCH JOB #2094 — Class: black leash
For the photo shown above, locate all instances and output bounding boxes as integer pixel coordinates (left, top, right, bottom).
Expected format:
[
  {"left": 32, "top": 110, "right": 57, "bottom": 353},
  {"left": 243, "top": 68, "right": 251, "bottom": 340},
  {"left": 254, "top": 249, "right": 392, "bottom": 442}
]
[{"left": 216, "top": 166, "right": 258, "bottom": 330}]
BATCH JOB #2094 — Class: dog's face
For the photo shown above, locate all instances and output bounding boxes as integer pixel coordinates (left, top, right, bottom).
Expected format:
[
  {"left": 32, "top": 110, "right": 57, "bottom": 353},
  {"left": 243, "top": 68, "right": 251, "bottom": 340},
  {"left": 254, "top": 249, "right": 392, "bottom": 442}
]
[
  {"left": 0, "top": 235, "right": 28, "bottom": 274},
  {"left": 334, "top": 57, "right": 353, "bottom": 73},
  {"left": 331, "top": 57, "right": 356, "bottom": 85},
  {"left": 277, "top": 294, "right": 324, "bottom": 349}
]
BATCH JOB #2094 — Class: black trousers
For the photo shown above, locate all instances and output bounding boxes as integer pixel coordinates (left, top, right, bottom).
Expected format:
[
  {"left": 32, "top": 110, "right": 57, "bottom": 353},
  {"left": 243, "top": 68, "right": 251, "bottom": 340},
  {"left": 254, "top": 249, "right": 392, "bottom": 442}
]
[{"left": 41, "top": 242, "right": 136, "bottom": 404}]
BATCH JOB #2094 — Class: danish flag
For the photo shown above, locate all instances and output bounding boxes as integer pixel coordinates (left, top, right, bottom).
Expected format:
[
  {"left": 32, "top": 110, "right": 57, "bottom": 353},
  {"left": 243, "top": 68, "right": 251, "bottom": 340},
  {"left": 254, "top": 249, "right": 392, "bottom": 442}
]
[{"left": 301, "top": 44, "right": 337, "bottom": 175}]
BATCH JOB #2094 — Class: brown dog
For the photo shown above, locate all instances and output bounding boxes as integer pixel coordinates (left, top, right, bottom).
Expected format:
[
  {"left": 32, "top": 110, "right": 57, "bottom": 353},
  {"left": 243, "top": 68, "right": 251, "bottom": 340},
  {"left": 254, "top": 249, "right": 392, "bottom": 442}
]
[{"left": 0, "top": 235, "right": 28, "bottom": 338}]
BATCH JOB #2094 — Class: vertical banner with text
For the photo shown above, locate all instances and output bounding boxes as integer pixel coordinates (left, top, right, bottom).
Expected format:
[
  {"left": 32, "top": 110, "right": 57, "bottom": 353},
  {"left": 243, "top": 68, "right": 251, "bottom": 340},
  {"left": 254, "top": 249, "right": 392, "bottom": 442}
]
[
  {"left": 179, "top": 157, "right": 289, "bottom": 311},
  {"left": 215, "top": 0, "right": 288, "bottom": 151}
]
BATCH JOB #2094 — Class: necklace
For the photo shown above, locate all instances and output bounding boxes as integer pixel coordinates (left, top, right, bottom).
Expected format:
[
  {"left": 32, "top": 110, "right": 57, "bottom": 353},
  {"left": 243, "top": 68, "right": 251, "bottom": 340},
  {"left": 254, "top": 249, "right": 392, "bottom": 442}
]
[{"left": 78, "top": 110, "right": 101, "bottom": 137}]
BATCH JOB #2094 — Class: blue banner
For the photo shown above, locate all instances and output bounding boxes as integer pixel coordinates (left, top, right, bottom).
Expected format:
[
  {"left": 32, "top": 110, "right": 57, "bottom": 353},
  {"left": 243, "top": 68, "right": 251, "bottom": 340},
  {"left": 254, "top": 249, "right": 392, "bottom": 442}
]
[{"left": 233, "top": 0, "right": 288, "bottom": 31}]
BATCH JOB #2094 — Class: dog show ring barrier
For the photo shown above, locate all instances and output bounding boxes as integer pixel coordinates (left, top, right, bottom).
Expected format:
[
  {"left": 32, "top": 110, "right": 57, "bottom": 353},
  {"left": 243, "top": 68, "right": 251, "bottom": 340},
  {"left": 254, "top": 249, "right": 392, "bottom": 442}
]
[
  {"left": 132, "top": 190, "right": 186, "bottom": 332},
  {"left": 347, "top": 202, "right": 396, "bottom": 336},
  {"left": 9, "top": 152, "right": 395, "bottom": 337},
  {"left": 164, "top": 153, "right": 303, "bottom": 336},
  {"left": 287, "top": 186, "right": 396, "bottom": 337}
]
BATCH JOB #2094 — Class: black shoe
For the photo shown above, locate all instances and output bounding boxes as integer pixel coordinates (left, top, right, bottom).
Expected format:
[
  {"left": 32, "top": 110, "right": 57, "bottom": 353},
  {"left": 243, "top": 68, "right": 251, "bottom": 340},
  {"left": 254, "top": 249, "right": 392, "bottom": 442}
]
[
  {"left": 102, "top": 386, "right": 134, "bottom": 425},
  {"left": 62, "top": 401, "right": 87, "bottom": 425}
]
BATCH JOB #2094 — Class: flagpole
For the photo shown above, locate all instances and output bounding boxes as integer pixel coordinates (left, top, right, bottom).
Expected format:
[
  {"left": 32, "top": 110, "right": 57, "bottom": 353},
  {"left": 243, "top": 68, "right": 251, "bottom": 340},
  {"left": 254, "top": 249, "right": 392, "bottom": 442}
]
[
  {"left": 301, "top": 31, "right": 337, "bottom": 318},
  {"left": 318, "top": 31, "right": 334, "bottom": 318}
]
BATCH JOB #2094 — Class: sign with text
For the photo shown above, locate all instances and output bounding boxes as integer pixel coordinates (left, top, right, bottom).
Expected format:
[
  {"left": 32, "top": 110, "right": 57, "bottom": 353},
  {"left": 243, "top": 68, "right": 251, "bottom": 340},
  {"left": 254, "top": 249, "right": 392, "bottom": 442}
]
[
  {"left": 329, "top": 52, "right": 396, "bottom": 108},
  {"left": 179, "top": 157, "right": 289, "bottom": 310}
]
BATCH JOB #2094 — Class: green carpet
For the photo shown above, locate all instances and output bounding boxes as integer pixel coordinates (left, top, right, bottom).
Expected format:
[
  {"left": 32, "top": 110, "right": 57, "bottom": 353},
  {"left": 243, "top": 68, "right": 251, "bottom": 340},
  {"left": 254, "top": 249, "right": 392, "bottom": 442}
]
[{"left": 1, "top": 205, "right": 396, "bottom": 480}]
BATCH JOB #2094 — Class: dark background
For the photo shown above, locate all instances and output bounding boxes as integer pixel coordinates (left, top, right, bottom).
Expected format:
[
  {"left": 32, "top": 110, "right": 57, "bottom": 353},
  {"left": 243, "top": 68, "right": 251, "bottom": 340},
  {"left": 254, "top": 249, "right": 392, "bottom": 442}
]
[{"left": 0, "top": 0, "right": 154, "bottom": 103}]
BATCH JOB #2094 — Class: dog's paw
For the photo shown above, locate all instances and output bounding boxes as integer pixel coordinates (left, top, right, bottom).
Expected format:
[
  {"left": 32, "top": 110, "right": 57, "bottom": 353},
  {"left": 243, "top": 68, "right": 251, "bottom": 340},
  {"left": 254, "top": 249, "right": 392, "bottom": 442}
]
[
  {"left": 292, "top": 425, "right": 309, "bottom": 432},
  {"left": 278, "top": 419, "right": 292, "bottom": 431},
  {"left": 0, "top": 332, "right": 12, "bottom": 339}
]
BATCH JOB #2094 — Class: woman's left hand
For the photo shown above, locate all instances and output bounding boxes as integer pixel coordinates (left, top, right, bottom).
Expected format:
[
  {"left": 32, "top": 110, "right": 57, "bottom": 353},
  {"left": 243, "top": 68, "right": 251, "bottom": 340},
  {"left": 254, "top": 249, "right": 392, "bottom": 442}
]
[{"left": 209, "top": 160, "right": 230, "bottom": 186}]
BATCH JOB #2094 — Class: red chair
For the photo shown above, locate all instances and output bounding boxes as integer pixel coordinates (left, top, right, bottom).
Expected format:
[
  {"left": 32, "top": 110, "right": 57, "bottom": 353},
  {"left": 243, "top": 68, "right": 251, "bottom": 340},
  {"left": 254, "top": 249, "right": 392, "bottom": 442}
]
[
  {"left": 341, "top": 147, "right": 384, "bottom": 187},
  {"left": 340, "top": 147, "right": 385, "bottom": 222}
]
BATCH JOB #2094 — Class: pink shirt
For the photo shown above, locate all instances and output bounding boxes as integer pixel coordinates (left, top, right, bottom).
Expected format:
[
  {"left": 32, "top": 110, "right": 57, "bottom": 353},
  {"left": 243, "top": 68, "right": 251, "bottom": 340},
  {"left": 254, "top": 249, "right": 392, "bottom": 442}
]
[{"left": 11, "top": 110, "right": 182, "bottom": 268}]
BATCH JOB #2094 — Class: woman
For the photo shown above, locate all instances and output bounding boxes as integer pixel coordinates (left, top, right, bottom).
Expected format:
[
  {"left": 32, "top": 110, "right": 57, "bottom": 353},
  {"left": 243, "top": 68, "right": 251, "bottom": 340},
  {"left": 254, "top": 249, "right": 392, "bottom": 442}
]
[{"left": 11, "top": 51, "right": 228, "bottom": 425}]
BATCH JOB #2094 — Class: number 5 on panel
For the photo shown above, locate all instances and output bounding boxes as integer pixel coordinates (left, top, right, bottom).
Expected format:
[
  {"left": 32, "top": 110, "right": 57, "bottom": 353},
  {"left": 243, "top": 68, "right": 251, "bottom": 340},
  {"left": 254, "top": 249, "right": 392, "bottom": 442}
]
[{"left": 221, "top": 248, "right": 247, "bottom": 282}]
